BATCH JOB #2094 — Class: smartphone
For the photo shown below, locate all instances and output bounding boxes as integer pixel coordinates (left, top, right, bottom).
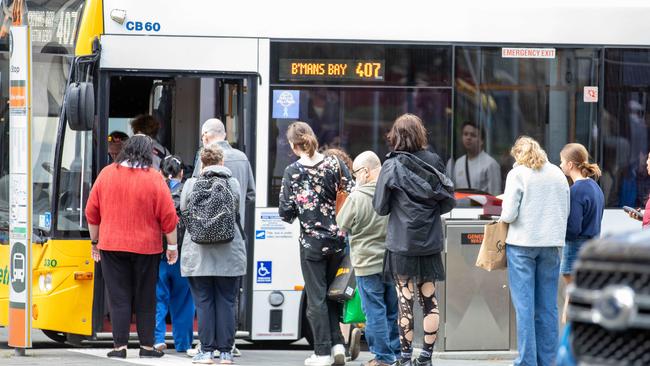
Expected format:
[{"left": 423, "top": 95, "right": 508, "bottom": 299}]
[{"left": 623, "top": 206, "right": 643, "bottom": 218}]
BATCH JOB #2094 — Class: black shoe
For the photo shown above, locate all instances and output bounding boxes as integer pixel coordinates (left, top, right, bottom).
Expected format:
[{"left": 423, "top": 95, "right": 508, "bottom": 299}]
[
  {"left": 107, "top": 349, "right": 127, "bottom": 358},
  {"left": 349, "top": 327, "right": 362, "bottom": 361},
  {"left": 395, "top": 358, "right": 412, "bottom": 366},
  {"left": 414, "top": 357, "right": 431, "bottom": 366},
  {"left": 139, "top": 347, "right": 165, "bottom": 358}
]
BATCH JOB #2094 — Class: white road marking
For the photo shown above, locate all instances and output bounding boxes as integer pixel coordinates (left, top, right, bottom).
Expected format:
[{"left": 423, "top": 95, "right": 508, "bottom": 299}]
[{"left": 69, "top": 348, "right": 193, "bottom": 365}]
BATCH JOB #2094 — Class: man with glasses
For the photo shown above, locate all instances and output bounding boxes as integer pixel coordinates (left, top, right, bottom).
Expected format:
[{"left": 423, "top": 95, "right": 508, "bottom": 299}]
[{"left": 337, "top": 151, "right": 400, "bottom": 366}]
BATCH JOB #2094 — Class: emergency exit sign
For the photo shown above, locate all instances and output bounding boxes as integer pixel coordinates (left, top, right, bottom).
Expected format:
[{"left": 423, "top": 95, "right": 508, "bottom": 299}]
[{"left": 502, "top": 48, "right": 556, "bottom": 59}]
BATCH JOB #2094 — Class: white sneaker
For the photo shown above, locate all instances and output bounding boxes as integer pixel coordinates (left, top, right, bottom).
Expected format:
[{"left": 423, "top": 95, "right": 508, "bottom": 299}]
[
  {"left": 231, "top": 344, "right": 241, "bottom": 357},
  {"left": 332, "top": 344, "right": 346, "bottom": 365},
  {"left": 304, "top": 354, "right": 333, "bottom": 366},
  {"left": 187, "top": 342, "right": 202, "bottom": 357}
]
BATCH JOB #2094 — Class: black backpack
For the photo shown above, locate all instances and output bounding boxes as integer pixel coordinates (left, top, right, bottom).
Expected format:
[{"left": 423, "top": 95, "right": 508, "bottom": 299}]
[{"left": 185, "top": 171, "right": 243, "bottom": 244}]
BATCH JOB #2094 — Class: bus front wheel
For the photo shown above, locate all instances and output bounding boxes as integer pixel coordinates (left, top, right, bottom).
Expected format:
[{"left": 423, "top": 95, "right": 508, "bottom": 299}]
[{"left": 41, "top": 330, "right": 67, "bottom": 344}]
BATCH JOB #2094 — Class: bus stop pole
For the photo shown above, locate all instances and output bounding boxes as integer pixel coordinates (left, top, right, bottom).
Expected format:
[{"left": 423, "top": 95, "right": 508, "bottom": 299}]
[{"left": 7, "top": 0, "right": 33, "bottom": 355}]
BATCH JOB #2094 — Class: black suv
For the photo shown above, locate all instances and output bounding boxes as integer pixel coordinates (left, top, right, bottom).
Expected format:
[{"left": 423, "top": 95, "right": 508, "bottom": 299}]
[{"left": 567, "top": 230, "right": 650, "bottom": 365}]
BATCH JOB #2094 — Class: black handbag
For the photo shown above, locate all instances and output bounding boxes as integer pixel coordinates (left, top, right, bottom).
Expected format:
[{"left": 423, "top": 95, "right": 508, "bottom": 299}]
[{"left": 327, "top": 254, "right": 356, "bottom": 302}]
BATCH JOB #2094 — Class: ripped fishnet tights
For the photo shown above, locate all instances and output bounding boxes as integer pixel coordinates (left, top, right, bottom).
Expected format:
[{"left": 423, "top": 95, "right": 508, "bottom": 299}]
[{"left": 394, "top": 277, "right": 440, "bottom": 356}]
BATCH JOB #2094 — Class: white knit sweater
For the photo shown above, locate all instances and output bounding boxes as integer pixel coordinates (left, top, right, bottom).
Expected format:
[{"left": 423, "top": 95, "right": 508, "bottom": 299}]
[{"left": 500, "top": 162, "right": 570, "bottom": 247}]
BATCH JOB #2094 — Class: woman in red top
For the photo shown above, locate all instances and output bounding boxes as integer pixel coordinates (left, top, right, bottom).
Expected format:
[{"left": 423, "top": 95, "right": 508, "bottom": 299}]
[{"left": 85, "top": 135, "right": 179, "bottom": 359}]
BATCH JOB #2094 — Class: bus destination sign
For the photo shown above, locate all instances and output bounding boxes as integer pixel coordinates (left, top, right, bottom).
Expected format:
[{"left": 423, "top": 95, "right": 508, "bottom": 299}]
[{"left": 279, "top": 59, "right": 385, "bottom": 81}]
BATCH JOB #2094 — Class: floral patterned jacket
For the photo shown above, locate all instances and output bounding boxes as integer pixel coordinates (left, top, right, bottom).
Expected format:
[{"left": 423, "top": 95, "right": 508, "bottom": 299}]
[{"left": 279, "top": 155, "right": 354, "bottom": 258}]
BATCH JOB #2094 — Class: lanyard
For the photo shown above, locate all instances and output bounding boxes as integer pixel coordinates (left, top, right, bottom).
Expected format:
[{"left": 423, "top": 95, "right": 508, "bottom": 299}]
[{"left": 465, "top": 155, "right": 472, "bottom": 189}]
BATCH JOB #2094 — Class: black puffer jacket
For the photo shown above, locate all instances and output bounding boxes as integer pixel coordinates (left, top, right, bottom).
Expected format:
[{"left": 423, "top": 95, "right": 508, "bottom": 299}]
[{"left": 373, "top": 150, "right": 455, "bottom": 256}]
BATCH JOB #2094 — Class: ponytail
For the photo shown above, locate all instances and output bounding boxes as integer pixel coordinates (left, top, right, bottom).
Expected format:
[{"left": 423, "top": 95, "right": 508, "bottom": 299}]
[
  {"left": 578, "top": 162, "right": 602, "bottom": 179},
  {"left": 160, "top": 155, "right": 184, "bottom": 181},
  {"left": 561, "top": 143, "right": 601, "bottom": 180},
  {"left": 287, "top": 121, "right": 319, "bottom": 158}
]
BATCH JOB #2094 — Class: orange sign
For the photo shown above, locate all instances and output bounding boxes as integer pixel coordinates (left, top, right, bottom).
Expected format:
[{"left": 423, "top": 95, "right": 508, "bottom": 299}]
[
  {"left": 461, "top": 233, "right": 484, "bottom": 245},
  {"left": 10, "top": 80, "right": 26, "bottom": 108}
]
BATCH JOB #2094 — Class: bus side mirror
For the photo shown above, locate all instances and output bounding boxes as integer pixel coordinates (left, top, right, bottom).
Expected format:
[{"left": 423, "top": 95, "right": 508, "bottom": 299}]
[{"left": 66, "top": 82, "right": 95, "bottom": 131}]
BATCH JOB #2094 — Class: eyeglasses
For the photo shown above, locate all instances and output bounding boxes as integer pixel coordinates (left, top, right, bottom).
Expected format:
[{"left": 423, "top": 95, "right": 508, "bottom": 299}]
[{"left": 352, "top": 166, "right": 366, "bottom": 178}]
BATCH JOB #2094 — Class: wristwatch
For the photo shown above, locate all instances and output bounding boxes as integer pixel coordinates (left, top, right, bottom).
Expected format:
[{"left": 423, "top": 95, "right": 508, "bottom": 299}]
[{"left": 91, "top": 239, "right": 98, "bottom": 246}]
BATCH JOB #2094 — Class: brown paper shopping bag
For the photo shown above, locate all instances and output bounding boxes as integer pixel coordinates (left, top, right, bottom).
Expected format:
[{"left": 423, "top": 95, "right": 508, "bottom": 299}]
[{"left": 476, "top": 221, "right": 508, "bottom": 271}]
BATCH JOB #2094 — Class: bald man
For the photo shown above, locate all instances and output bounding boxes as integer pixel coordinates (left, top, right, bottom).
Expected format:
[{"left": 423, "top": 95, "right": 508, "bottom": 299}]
[
  {"left": 192, "top": 118, "right": 255, "bottom": 226},
  {"left": 336, "top": 151, "right": 400, "bottom": 366}
]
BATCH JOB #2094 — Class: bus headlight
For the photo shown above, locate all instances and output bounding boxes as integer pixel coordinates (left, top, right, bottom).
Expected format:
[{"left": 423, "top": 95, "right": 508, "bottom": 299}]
[
  {"left": 268, "top": 291, "right": 284, "bottom": 307},
  {"left": 44, "top": 273, "right": 53, "bottom": 291},
  {"left": 39, "top": 273, "right": 53, "bottom": 292}
]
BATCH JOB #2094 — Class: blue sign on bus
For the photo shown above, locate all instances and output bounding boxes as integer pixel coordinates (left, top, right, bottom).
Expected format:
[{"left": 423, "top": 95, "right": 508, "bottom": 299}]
[
  {"left": 256, "top": 261, "right": 272, "bottom": 283},
  {"left": 272, "top": 90, "right": 299, "bottom": 119}
]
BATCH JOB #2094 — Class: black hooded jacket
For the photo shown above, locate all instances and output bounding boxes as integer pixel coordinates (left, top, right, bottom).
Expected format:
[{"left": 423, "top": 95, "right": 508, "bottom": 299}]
[{"left": 373, "top": 150, "right": 456, "bottom": 256}]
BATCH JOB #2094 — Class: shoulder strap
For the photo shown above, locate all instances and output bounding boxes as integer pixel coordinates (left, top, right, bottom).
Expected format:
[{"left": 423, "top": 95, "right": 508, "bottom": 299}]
[
  {"left": 464, "top": 155, "right": 472, "bottom": 189},
  {"left": 224, "top": 178, "right": 246, "bottom": 240},
  {"left": 334, "top": 156, "right": 345, "bottom": 193},
  {"left": 153, "top": 146, "right": 167, "bottom": 159}
]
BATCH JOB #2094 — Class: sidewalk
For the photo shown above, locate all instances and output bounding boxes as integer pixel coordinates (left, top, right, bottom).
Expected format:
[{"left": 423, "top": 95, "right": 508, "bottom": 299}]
[
  {"left": 0, "top": 328, "right": 513, "bottom": 366},
  {"left": 1, "top": 347, "right": 513, "bottom": 366}
]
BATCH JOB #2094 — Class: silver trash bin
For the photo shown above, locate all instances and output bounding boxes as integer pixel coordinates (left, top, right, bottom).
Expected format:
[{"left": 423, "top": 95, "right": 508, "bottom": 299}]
[{"left": 439, "top": 219, "right": 515, "bottom": 351}]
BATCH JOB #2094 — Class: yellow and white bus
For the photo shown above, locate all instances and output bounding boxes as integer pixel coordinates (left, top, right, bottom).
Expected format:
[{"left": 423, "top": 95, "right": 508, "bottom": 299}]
[{"left": 1, "top": 0, "right": 650, "bottom": 348}]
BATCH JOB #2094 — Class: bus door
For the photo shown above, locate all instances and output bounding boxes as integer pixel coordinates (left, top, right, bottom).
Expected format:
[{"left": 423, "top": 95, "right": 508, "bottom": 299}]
[{"left": 90, "top": 72, "right": 257, "bottom": 336}]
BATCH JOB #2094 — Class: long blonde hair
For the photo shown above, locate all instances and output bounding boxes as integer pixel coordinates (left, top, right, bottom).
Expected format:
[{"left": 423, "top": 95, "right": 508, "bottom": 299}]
[
  {"left": 561, "top": 143, "right": 602, "bottom": 179},
  {"left": 511, "top": 136, "right": 548, "bottom": 170}
]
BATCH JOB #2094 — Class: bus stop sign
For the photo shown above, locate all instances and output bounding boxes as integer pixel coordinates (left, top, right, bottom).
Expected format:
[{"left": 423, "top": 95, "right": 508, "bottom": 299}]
[{"left": 8, "top": 24, "right": 33, "bottom": 350}]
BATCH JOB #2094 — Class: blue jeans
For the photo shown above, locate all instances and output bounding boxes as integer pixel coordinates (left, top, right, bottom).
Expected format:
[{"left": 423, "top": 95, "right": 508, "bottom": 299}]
[
  {"left": 356, "top": 274, "right": 401, "bottom": 364},
  {"left": 188, "top": 276, "right": 239, "bottom": 353},
  {"left": 155, "top": 258, "right": 195, "bottom": 352},
  {"left": 560, "top": 239, "right": 587, "bottom": 275},
  {"left": 507, "top": 245, "right": 561, "bottom": 366}
]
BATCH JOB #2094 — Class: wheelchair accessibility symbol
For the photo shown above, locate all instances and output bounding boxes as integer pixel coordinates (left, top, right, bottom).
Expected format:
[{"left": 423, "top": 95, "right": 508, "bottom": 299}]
[{"left": 256, "top": 261, "right": 272, "bottom": 284}]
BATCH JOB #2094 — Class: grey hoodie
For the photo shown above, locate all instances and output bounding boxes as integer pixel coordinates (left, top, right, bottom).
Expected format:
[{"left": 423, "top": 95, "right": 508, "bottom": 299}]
[
  {"left": 336, "top": 182, "right": 388, "bottom": 276},
  {"left": 180, "top": 165, "right": 247, "bottom": 277}
]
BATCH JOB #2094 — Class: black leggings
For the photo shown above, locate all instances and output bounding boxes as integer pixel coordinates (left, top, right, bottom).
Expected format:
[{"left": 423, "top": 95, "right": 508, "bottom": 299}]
[{"left": 394, "top": 277, "right": 440, "bottom": 356}]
